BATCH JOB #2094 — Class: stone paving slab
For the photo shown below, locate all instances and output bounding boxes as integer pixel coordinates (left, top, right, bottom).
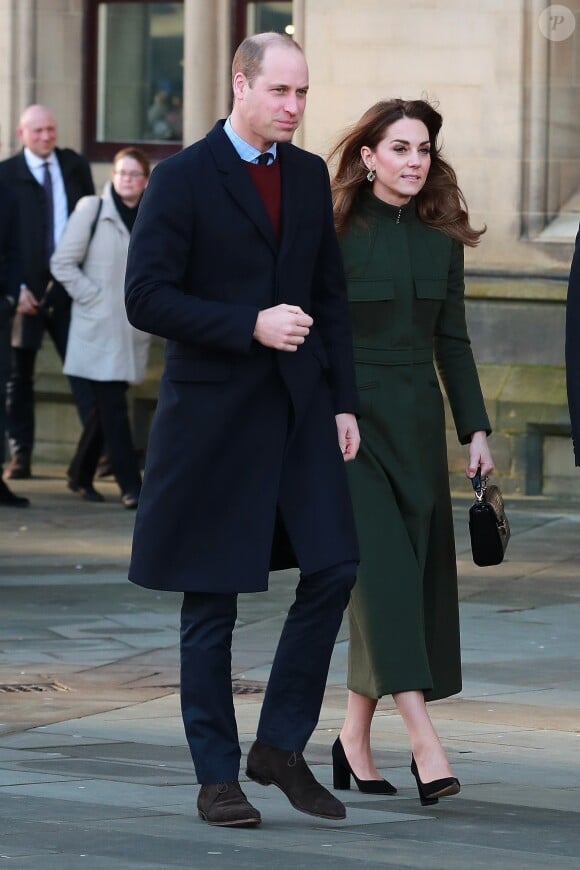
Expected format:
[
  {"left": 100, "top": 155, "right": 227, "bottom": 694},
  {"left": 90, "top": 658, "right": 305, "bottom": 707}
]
[{"left": 1, "top": 467, "right": 580, "bottom": 867}]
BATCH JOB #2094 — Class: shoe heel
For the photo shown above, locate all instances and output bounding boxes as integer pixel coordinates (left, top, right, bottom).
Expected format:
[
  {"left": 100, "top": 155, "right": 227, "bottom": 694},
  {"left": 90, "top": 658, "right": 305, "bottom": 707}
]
[
  {"left": 411, "top": 755, "right": 458, "bottom": 807},
  {"left": 332, "top": 759, "right": 351, "bottom": 790},
  {"left": 245, "top": 768, "right": 271, "bottom": 787}
]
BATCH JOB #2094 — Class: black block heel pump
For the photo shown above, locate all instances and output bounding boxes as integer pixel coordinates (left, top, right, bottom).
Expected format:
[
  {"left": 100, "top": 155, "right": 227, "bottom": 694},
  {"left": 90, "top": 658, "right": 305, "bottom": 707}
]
[
  {"left": 332, "top": 738, "right": 397, "bottom": 795},
  {"left": 410, "top": 755, "right": 460, "bottom": 806}
]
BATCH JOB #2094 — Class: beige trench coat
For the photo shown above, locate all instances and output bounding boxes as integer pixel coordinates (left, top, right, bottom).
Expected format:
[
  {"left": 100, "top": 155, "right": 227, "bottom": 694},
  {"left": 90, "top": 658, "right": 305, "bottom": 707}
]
[{"left": 50, "top": 183, "right": 150, "bottom": 383}]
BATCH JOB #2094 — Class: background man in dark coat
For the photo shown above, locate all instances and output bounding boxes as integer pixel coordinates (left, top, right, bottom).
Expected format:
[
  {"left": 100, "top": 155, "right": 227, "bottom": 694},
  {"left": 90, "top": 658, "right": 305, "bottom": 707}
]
[
  {"left": 0, "top": 180, "right": 29, "bottom": 506},
  {"left": 125, "top": 33, "right": 361, "bottom": 828},
  {"left": 565, "top": 223, "right": 580, "bottom": 464},
  {"left": 0, "top": 105, "right": 94, "bottom": 480}
]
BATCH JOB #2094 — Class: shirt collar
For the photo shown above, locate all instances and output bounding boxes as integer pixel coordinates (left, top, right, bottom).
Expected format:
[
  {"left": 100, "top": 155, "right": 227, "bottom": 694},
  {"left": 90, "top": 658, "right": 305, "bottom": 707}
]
[
  {"left": 24, "top": 147, "right": 56, "bottom": 170},
  {"left": 223, "top": 117, "right": 277, "bottom": 164}
]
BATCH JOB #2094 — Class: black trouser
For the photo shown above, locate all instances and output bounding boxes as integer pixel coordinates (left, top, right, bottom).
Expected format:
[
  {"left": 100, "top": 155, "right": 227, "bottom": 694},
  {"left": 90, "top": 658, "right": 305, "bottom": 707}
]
[
  {"left": 67, "top": 380, "right": 142, "bottom": 496},
  {"left": 180, "top": 560, "right": 357, "bottom": 784},
  {"left": 6, "top": 308, "right": 94, "bottom": 456},
  {"left": 0, "top": 318, "right": 10, "bottom": 468}
]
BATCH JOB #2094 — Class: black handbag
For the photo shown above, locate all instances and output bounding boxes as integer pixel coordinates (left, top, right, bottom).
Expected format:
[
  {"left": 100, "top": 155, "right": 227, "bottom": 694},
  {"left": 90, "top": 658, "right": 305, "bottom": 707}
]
[{"left": 468, "top": 469, "right": 510, "bottom": 566}]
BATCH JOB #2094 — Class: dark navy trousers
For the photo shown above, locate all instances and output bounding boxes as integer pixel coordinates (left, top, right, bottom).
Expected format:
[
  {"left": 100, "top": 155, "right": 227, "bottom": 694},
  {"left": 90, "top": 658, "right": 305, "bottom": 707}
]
[{"left": 180, "top": 560, "right": 356, "bottom": 784}]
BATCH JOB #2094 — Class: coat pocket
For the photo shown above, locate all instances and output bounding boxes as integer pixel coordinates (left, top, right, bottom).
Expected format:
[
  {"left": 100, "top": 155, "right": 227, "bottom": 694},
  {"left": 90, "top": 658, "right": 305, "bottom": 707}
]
[
  {"left": 347, "top": 278, "right": 395, "bottom": 302},
  {"left": 164, "top": 357, "right": 231, "bottom": 382},
  {"left": 414, "top": 278, "right": 447, "bottom": 299}
]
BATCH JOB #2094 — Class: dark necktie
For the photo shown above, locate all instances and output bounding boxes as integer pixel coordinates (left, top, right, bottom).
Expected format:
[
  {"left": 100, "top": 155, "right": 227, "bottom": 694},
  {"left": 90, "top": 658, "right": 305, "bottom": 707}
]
[
  {"left": 256, "top": 153, "right": 271, "bottom": 165},
  {"left": 42, "top": 161, "right": 55, "bottom": 263}
]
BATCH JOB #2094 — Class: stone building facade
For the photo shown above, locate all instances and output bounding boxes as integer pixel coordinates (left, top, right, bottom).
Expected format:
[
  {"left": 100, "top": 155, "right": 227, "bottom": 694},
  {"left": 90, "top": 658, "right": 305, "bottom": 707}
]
[{"left": 0, "top": 0, "right": 578, "bottom": 493}]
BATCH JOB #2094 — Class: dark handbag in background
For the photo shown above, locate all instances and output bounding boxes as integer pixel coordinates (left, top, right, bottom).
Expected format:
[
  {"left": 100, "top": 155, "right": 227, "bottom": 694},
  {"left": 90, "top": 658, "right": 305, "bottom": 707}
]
[{"left": 468, "top": 468, "right": 511, "bottom": 566}]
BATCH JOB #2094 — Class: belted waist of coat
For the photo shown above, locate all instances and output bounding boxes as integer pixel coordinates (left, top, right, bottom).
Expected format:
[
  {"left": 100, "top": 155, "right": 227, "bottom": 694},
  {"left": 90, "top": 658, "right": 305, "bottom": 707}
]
[{"left": 353, "top": 346, "right": 434, "bottom": 366}]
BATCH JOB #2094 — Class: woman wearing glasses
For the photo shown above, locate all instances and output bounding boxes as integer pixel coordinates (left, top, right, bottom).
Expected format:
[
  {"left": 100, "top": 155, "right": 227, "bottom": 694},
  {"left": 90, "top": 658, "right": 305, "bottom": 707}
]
[{"left": 50, "top": 147, "right": 151, "bottom": 508}]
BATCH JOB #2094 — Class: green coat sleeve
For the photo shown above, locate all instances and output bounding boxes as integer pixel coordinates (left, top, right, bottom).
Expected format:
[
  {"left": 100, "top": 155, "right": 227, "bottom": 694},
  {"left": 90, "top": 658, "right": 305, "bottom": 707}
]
[{"left": 433, "top": 240, "right": 491, "bottom": 444}]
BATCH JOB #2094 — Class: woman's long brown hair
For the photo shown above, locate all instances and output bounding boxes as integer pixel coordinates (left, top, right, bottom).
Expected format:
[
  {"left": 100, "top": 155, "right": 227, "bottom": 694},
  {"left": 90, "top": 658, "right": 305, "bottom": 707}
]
[{"left": 329, "top": 99, "right": 485, "bottom": 247}]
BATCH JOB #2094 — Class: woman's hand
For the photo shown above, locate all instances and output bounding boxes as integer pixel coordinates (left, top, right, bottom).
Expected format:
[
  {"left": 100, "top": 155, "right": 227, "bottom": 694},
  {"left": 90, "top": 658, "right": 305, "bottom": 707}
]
[
  {"left": 336, "top": 413, "right": 360, "bottom": 461},
  {"left": 466, "top": 430, "right": 494, "bottom": 479}
]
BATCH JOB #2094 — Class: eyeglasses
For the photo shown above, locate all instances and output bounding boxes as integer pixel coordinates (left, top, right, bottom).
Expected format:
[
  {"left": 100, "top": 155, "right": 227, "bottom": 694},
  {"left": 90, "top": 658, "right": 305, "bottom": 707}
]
[{"left": 113, "top": 170, "right": 146, "bottom": 179}]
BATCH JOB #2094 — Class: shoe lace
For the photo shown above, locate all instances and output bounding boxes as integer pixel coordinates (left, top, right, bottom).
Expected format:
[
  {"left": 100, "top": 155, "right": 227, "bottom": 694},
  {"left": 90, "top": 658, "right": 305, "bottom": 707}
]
[{"left": 288, "top": 751, "right": 302, "bottom": 768}]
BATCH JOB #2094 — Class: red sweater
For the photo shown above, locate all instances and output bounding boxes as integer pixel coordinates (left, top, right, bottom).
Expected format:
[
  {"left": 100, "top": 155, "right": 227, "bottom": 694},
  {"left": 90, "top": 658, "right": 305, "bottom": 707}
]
[{"left": 245, "top": 159, "right": 282, "bottom": 241}]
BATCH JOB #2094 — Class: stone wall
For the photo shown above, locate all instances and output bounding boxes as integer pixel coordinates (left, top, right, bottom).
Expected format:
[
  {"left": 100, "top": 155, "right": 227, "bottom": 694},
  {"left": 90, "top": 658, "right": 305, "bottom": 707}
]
[{"left": 303, "top": 0, "right": 578, "bottom": 273}]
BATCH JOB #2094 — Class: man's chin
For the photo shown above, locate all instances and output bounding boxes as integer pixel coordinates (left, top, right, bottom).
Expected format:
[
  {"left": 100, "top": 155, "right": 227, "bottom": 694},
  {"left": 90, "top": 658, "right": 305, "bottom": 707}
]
[{"left": 273, "top": 129, "right": 297, "bottom": 143}]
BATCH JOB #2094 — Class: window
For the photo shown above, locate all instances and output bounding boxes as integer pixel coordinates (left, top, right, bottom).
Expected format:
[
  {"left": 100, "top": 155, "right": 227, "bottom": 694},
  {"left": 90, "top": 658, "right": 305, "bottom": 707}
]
[
  {"left": 234, "top": 1, "right": 294, "bottom": 50},
  {"left": 85, "top": 0, "right": 184, "bottom": 161}
]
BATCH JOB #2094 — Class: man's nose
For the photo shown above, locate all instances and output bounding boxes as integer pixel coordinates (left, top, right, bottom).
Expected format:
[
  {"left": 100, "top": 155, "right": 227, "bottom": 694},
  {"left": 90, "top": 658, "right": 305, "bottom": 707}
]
[{"left": 284, "top": 95, "right": 299, "bottom": 115}]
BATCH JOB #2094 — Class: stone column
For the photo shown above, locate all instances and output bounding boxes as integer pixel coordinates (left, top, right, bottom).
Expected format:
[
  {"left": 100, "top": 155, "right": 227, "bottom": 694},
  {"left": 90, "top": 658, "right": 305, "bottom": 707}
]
[
  {"left": 522, "top": 0, "right": 550, "bottom": 237},
  {"left": 0, "top": 0, "right": 37, "bottom": 157},
  {"left": 293, "top": 0, "right": 306, "bottom": 149},
  {"left": 183, "top": 0, "right": 222, "bottom": 143}
]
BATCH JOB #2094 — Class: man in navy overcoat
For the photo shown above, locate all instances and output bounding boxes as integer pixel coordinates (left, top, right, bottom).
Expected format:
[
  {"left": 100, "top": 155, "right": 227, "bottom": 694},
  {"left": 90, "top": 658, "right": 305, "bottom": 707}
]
[{"left": 125, "top": 33, "right": 360, "bottom": 827}]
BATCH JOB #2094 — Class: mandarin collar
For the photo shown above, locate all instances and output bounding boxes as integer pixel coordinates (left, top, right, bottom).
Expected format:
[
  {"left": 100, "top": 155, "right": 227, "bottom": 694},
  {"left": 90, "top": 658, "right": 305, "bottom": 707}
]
[{"left": 361, "top": 189, "right": 417, "bottom": 223}]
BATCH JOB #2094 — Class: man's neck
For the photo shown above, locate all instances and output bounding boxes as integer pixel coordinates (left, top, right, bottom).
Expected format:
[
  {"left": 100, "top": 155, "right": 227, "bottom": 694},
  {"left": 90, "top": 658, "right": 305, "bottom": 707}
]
[{"left": 24, "top": 147, "right": 56, "bottom": 165}]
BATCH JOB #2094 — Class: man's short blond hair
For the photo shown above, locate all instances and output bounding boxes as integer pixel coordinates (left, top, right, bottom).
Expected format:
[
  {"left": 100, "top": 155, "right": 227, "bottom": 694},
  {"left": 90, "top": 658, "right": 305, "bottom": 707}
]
[{"left": 232, "top": 32, "right": 303, "bottom": 87}]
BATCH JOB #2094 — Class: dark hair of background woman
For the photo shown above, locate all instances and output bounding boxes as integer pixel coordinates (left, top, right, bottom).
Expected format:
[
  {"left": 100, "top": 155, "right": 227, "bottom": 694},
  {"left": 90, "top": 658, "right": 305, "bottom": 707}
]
[{"left": 329, "top": 98, "right": 485, "bottom": 247}]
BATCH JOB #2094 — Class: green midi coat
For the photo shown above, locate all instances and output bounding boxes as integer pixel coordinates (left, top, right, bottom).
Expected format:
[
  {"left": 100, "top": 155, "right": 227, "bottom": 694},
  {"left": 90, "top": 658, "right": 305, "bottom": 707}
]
[{"left": 342, "top": 192, "right": 490, "bottom": 701}]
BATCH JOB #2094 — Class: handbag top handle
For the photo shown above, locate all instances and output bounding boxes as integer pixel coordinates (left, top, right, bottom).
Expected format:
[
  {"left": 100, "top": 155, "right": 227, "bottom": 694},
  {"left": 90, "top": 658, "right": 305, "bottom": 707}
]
[{"left": 471, "top": 466, "right": 488, "bottom": 502}]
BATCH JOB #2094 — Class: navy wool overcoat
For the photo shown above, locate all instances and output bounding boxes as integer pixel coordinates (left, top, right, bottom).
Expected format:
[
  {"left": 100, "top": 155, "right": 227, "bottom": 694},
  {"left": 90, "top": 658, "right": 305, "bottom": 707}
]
[{"left": 124, "top": 121, "right": 360, "bottom": 593}]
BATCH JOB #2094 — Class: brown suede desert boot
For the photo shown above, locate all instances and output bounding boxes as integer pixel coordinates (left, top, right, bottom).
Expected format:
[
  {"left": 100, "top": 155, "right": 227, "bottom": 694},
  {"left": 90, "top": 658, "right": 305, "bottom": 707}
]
[
  {"left": 245, "top": 740, "right": 346, "bottom": 820},
  {"left": 197, "top": 781, "right": 261, "bottom": 827}
]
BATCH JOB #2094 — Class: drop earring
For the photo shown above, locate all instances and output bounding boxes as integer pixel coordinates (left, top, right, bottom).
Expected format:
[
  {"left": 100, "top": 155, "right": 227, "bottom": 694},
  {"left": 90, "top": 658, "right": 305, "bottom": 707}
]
[{"left": 366, "top": 168, "right": 376, "bottom": 182}]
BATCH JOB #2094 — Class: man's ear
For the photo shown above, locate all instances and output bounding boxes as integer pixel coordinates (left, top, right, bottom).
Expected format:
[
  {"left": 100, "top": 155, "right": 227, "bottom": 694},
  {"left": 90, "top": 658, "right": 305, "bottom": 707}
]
[{"left": 232, "top": 72, "right": 248, "bottom": 102}]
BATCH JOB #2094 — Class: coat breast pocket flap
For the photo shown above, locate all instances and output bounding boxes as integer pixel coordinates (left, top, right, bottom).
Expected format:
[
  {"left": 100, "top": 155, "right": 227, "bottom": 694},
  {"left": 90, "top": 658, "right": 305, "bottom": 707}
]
[
  {"left": 347, "top": 278, "right": 395, "bottom": 302},
  {"left": 165, "top": 357, "right": 231, "bottom": 383},
  {"left": 415, "top": 278, "right": 447, "bottom": 300}
]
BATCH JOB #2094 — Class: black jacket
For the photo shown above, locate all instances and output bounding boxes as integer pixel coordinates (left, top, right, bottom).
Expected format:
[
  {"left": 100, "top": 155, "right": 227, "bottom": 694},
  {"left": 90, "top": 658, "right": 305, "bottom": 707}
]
[
  {"left": 0, "top": 147, "right": 94, "bottom": 348},
  {"left": 0, "top": 181, "right": 20, "bottom": 327}
]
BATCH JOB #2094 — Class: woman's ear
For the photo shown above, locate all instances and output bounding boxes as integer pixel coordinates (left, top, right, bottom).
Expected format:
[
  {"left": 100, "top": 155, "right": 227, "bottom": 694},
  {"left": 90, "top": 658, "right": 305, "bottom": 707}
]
[{"left": 360, "top": 145, "right": 373, "bottom": 171}]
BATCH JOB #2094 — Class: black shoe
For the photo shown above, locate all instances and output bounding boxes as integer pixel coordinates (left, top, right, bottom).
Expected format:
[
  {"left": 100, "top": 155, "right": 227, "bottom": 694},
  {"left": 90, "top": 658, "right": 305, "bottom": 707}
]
[
  {"left": 410, "top": 755, "right": 460, "bottom": 806},
  {"left": 4, "top": 452, "right": 31, "bottom": 480},
  {"left": 332, "top": 737, "right": 397, "bottom": 795},
  {"left": 67, "top": 480, "right": 104, "bottom": 503},
  {"left": 121, "top": 492, "right": 139, "bottom": 510},
  {"left": 0, "top": 478, "right": 30, "bottom": 507},
  {"left": 197, "top": 781, "right": 261, "bottom": 827},
  {"left": 246, "top": 740, "right": 346, "bottom": 820}
]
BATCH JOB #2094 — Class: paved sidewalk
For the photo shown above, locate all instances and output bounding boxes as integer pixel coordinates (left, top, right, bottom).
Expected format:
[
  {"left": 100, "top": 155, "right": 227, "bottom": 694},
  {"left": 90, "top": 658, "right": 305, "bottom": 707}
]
[{"left": 0, "top": 466, "right": 579, "bottom": 868}]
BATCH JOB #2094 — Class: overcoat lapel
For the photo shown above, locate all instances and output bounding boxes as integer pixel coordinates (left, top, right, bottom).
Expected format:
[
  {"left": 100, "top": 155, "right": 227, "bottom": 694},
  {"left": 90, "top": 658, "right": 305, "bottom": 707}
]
[
  {"left": 15, "top": 152, "right": 38, "bottom": 187},
  {"left": 206, "top": 122, "right": 277, "bottom": 253}
]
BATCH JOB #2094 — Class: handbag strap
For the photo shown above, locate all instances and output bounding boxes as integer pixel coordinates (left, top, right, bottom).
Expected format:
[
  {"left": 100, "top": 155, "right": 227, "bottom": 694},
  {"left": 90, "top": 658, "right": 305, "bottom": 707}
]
[
  {"left": 88, "top": 197, "right": 103, "bottom": 246},
  {"left": 471, "top": 466, "right": 488, "bottom": 503}
]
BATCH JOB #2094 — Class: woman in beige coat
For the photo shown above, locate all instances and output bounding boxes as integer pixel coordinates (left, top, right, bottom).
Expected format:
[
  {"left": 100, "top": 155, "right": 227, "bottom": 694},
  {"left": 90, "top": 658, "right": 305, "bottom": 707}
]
[{"left": 50, "top": 147, "right": 151, "bottom": 507}]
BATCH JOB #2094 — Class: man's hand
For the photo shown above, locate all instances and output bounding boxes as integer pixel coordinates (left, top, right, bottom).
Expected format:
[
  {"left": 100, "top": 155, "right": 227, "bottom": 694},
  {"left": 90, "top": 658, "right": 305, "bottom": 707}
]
[
  {"left": 336, "top": 413, "right": 360, "bottom": 462},
  {"left": 253, "top": 304, "right": 313, "bottom": 351},
  {"left": 16, "top": 285, "right": 39, "bottom": 316}
]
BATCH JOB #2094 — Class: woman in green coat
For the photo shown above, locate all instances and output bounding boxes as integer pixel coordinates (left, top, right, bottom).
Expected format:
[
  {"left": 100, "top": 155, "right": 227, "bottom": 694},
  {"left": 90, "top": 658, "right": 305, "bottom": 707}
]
[{"left": 328, "top": 99, "right": 494, "bottom": 805}]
